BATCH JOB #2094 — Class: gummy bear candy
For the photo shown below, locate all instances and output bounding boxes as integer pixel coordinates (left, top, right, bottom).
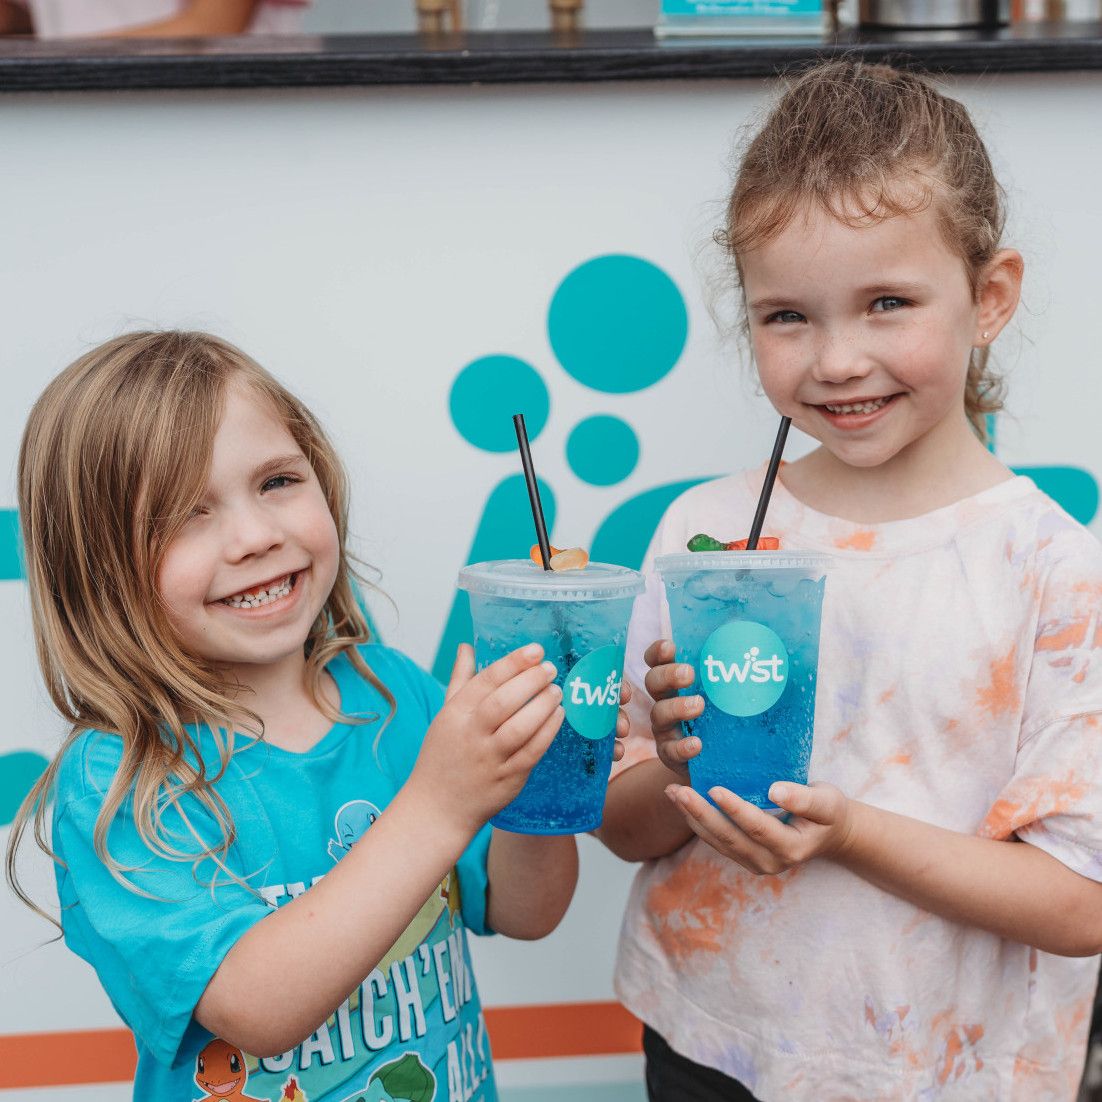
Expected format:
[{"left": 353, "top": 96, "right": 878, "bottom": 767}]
[
  {"left": 726, "top": 536, "right": 781, "bottom": 551},
  {"left": 687, "top": 533, "right": 727, "bottom": 552},
  {"left": 550, "top": 547, "right": 589, "bottom": 571},
  {"left": 530, "top": 543, "right": 563, "bottom": 566},
  {"left": 687, "top": 533, "right": 782, "bottom": 552}
]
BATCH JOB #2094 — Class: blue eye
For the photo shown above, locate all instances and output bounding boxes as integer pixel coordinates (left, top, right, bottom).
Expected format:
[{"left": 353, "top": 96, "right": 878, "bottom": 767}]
[
  {"left": 764, "top": 310, "right": 806, "bottom": 325},
  {"left": 262, "top": 474, "right": 300, "bottom": 493},
  {"left": 871, "top": 296, "right": 908, "bottom": 313}
]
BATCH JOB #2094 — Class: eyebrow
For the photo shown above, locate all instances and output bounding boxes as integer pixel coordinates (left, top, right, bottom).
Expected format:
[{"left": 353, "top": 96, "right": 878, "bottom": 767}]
[
  {"left": 749, "top": 281, "right": 931, "bottom": 311},
  {"left": 748, "top": 297, "right": 799, "bottom": 311},
  {"left": 251, "top": 452, "right": 308, "bottom": 481},
  {"left": 854, "top": 281, "right": 930, "bottom": 298}
]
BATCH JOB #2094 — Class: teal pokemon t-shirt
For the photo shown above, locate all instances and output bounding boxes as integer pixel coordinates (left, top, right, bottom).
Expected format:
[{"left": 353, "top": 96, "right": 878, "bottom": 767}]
[{"left": 52, "top": 645, "right": 497, "bottom": 1102}]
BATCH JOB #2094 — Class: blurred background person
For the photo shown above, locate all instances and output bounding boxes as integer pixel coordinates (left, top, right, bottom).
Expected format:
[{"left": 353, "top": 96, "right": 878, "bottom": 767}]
[{"left": 0, "top": 0, "right": 309, "bottom": 37}]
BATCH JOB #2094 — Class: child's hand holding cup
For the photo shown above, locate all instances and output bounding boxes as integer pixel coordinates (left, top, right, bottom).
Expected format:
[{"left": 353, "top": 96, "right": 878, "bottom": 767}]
[{"left": 643, "top": 639, "right": 704, "bottom": 782}]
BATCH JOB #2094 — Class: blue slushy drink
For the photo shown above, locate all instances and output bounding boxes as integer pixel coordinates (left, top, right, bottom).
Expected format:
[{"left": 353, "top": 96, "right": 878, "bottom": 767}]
[
  {"left": 656, "top": 552, "right": 827, "bottom": 812},
  {"left": 458, "top": 559, "right": 644, "bottom": 834}
]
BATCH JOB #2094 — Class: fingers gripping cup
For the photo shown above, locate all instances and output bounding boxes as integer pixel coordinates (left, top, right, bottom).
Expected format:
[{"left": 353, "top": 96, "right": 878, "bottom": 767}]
[
  {"left": 656, "top": 552, "right": 828, "bottom": 812},
  {"left": 458, "top": 560, "right": 644, "bottom": 834}
]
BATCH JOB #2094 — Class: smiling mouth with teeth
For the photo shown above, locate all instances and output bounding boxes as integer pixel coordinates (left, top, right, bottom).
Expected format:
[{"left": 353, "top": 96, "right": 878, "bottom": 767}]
[
  {"left": 220, "top": 573, "right": 296, "bottom": 609},
  {"left": 822, "top": 396, "right": 894, "bottom": 415}
]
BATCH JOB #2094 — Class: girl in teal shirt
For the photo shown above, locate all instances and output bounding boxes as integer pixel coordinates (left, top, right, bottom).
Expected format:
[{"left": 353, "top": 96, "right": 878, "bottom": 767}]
[{"left": 8, "top": 330, "right": 595, "bottom": 1102}]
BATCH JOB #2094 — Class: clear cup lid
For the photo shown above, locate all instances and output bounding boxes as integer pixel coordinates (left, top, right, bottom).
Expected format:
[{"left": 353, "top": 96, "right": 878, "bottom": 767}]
[
  {"left": 656, "top": 551, "right": 831, "bottom": 574},
  {"left": 458, "top": 559, "right": 645, "bottom": 601}
]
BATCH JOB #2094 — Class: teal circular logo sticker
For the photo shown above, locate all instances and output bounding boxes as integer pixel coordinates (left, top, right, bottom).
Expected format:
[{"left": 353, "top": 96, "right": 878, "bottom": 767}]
[
  {"left": 699, "top": 621, "right": 789, "bottom": 717},
  {"left": 563, "top": 645, "right": 625, "bottom": 740}
]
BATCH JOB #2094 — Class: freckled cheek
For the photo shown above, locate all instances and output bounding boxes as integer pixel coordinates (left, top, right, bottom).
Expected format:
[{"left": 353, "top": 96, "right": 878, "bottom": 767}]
[
  {"left": 750, "top": 330, "right": 792, "bottom": 367},
  {"left": 752, "top": 341, "right": 805, "bottom": 403}
]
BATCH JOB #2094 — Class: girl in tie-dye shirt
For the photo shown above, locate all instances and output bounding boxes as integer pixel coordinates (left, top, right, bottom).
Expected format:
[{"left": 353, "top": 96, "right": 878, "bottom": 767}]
[{"left": 598, "top": 60, "right": 1102, "bottom": 1101}]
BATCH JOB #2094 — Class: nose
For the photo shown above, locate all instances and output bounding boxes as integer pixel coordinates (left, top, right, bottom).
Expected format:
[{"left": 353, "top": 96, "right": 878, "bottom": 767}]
[
  {"left": 810, "top": 326, "right": 872, "bottom": 387},
  {"left": 224, "top": 499, "right": 284, "bottom": 562}
]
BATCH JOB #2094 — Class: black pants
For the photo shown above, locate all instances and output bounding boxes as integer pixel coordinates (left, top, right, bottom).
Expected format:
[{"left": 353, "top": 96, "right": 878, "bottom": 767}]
[{"left": 643, "top": 1026, "right": 759, "bottom": 1102}]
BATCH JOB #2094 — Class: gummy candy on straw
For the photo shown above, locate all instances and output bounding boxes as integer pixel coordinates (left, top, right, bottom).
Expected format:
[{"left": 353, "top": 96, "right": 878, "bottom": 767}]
[
  {"left": 551, "top": 547, "right": 589, "bottom": 571},
  {"left": 687, "top": 533, "right": 781, "bottom": 552},
  {"left": 513, "top": 413, "right": 552, "bottom": 571},
  {"left": 687, "top": 533, "right": 726, "bottom": 552},
  {"left": 746, "top": 416, "right": 791, "bottom": 551},
  {"left": 730, "top": 536, "right": 780, "bottom": 551},
  {"left": 530, "top": 544, "right": 591, "bottom": 571},
  {"left": 533, "top": 542, "right": 564, "bottom": 563}
]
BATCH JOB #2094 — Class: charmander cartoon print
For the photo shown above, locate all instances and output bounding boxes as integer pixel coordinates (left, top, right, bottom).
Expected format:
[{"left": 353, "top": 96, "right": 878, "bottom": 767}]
[
  {"left": 327, "top": 800, "right": 381, "bottom": 862},
  {"left": 194, "top": 1039, "right": 264, "bottom": 1101},
  {"left": 279, "top": 1078, "right": 306, "bottom": 1101}
]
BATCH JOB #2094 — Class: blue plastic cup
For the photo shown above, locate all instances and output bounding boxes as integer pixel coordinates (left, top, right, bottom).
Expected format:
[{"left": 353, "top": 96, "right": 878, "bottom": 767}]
[
  {"left": 656, "top": 552, "right": 828, "bottom": 812},
  {"left": 458, "top": 559, "right": 644, "bottom": 834}
]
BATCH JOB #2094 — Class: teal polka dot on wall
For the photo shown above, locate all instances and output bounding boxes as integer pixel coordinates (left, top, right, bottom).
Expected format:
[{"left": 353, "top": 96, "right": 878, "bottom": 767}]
[
  {"left": 567, "top": 415, "right": 640, "bottom": 487},
  {"left": 449, "top": 355, "right": 550, "bottom": 452},
  {"left": 548, "top": 255, "right": 688, "bottom": 394}
]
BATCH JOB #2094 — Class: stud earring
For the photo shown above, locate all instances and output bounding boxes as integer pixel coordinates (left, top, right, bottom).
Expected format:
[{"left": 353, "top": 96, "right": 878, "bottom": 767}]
[{"left": 982, "top": 331, "right": 990, "bottom": 341}]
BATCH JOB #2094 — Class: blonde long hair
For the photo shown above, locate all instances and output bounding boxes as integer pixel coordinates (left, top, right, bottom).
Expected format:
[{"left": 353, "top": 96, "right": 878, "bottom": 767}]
[
  {"left": 6, "top": 331, "right": 394, "bottom": 916},
  {"left": 719, "top": 59, "right": 1007, "bottom": 437}
]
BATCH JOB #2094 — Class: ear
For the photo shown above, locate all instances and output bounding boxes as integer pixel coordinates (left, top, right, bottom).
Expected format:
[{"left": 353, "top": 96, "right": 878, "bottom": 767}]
[{"left": 974, "top": 248, "right": 1024, "bottom": 347}]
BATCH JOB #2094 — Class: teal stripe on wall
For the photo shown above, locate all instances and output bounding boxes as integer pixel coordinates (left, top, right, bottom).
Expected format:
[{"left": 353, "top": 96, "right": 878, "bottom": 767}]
[
  {"left": 0, "top": 510, "right": 21, "bottom": 580},
  {"left": 502, "top": 1085, "right": 645, "bottom": 1102}
]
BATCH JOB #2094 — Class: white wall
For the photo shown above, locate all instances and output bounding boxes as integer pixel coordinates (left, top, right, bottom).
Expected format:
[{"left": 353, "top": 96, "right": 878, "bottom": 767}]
[{"left": 1, "top": 72, "right": 1100, "bottom": 1099}]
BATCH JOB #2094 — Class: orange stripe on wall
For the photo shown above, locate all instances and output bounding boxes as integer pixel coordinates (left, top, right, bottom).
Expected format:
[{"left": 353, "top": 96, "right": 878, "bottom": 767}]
[
  {"left": 0, "top": 1027, "right": 136, "bottom": 1088},
  {"left": 486, "top": 1000, "right": 642, "bottom": 1060},
  {"left": 0, "top": 1001, "right": 642, "bottom": 1089}
]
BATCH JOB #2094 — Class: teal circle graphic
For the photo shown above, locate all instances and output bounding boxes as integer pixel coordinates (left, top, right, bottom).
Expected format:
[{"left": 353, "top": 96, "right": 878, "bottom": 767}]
[
  {"left": 566, "top": 415, "right": 640, "bottom": 487},
  {"left": 0, "top": 750, "right": 48, "bottom": 826},
  {"left": 700, "top": 621, "right": 789, "bottom": 718},
  {"left": 563, "top": 645, "right": 625, "bottom": 740},
  {"left": 449, "top": 355, "right": 550, "bottom": 453},
  {"left": 548, "top": 255, "right": 688, "bottom": 394}
]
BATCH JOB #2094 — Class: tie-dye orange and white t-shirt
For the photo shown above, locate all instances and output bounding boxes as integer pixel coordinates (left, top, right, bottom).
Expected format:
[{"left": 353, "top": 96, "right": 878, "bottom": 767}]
[{"left": 614, "top": 467, "right": 1102, "bottom": 1101}]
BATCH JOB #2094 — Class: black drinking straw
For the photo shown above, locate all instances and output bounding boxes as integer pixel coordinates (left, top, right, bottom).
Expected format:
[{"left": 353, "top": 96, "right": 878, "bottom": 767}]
[
  {"left": 513, "top": 413, "right": 553, "bottom": 571},
  {"left": 746, "top": 416, "right": 792, "bottom": 551},
  {"left": 513, "top": 411, "right": 578, "bottom": 683}
]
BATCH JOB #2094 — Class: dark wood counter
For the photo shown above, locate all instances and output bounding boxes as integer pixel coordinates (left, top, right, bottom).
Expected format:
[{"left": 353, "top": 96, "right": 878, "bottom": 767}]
[{"left": 1, "top": 21, "right": 1101, "bottom": 93}]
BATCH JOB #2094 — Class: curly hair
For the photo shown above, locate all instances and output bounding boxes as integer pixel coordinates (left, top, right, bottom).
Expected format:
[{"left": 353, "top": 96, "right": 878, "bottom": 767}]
[{"left": 718, "top": 59, "right": 1007, "bottom": 435}]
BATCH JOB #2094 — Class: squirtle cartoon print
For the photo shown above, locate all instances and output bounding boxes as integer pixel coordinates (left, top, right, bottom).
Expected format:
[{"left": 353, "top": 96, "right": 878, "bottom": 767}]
[
  {"left": 193, "top": 1039, "right": 264, "bottom": 1101},
  {"left": 327, "top": 800, "right": 381, "bottom": 862}
]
